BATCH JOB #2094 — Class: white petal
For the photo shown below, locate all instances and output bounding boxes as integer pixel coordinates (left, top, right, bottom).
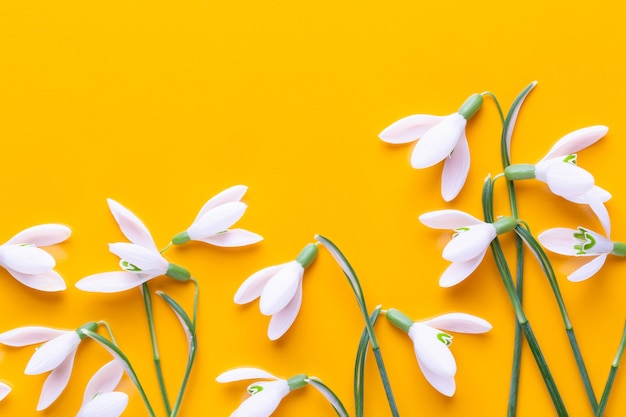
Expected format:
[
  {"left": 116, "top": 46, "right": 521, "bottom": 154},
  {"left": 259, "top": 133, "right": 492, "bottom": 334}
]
[
  {"left": 568, "top": 255, "right": 608, "bottom": 282},
  {"left": 439, "top": 254, "right": 485, "bottom": 287},
  {"left": 409, "top": 323, "right": 456, "bottom": 378},
  {"left": 545, "top": 163, "right": 594, "bottom": 197},
  {"left": 199, "top": 229, "right": 263, "bottom": 247},
  {"left": 379, "top": 114, "right": 443, "bottom": 144},
  {"left": 5, "top": 224, "right": 71, "bottom": 246},
  {"left": 82, "top": 361, "right": 125, "bottom": 408},
  {"left": 441, "top": 133, "right": 470, "bottom": 202},
  {"left": 234, "top": 264, "right": 286, "bottom": 304},
  {"left": 0, "top": 326, "right": 66, "bottom": 347},
  {"left": 565, "top": 185, "right": 612, "bottom": 204},
  {"left": 416, "top": 362, "right": 456, "bottom": 397},
  {"left": 267, "top": 283, "right": 303, "bottom": 340},
  {"left": 216, "top": 368, "right": 280, "bottom": 383},
  {"left": 76, "top": 271, "right": 155, "bottom": 293},
  {"left": 233, "top": 381, "right": 289, "bottom": 417},
  {"left": 442, "top": 224, "right": 495, "bottom": 262},
  {"left": 418, "top": 210, "right": 483, "bottom": 230},
  {"left": 411, "top": 113, "right": 466, "bottom": 168},
  {"left": 540, "top": 125, "right": 608, "bottom": 162},
  {"left": 108, "top": 243, "right": 168, "bottom": 274},
  {"left": 588, "top": 196, "right": 611, "bottom": 237},
  {"left": 193, "top": 185, "right": 248, "bottom": 223},
  {"left": 36, "top": 348, "right": 77, "bottom": 410},
  {"left": 77, "top": 392, "right": 128, "bottom": 417},
  {"left": 187, "top": 202, "right": 247, "bottom": 240},
  {"left": 421, "top": 313, "right": 492, "bottom": 334},
  {"left": 259, "top": 261, "right": 303, "bottom": 316},
  {"left": 538, "top": 228, "right": 583, "bottom": 255},
  {"left": 106, "top": 199, "right": 158, "bottom": 251},
  {"left": 0, "top": 245, "right": 55, "bottom": 274},
  {"left": 4, "top": 269, "right": 66, "bottom": 292},
  {"left": 0, "top": 381, "right": 10, "bottom": 401},
  {"left": 25, "top": 331, "right": 80, "bottom": 375}
]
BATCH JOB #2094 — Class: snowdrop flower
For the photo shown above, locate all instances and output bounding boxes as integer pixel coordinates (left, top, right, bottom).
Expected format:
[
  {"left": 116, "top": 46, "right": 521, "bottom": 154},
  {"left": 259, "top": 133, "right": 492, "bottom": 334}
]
[
  {"left": 75, "top": 199, "right": 190, "bottom": 293},
  {"left": 386, "top": 308, "right": 492, "bottom": 396},
  {"left": 234, "top": 243, "right": 318, "bottom": 340},
  {"left": 172, "top": 185, "right": 263, "bottom": 247},
  {"left": 0, "top": 224, "right": 71, "bottom": 291},
  {"left": 0, "top": 381, "right": 10, "bottom": 401},
  {"left": 504, "top": 125, "right": 611, "bottom": 233},
  {"left": 0, "top": 322, "right": 98, "bottom": 410},
  {"left": 538, "top": 226, "right": 626, "bottom": 282},
  {"left": 77, "top": 360, "right": 128, "bottom": 417},
  {"left": 379, "top": 93, "right": 483, "bottom": 201},
  {"left": 419, "top": 210, "right": 517, "bottom": 287}
]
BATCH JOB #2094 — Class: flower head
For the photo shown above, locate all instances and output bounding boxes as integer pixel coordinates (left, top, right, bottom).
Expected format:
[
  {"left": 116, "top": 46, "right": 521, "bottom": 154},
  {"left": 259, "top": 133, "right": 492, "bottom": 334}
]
[
  {"left": 386, "top": 308, "right": 492, "bottom": 396},
  {"left": 172, "top": 185, "right": 263, "bottom": 247},
  {"left": 75, "top": 199, "right": 190, "bottom": 293},
  {"left": 379, "top": 93, "right": 483, "bottom": 201},
  {"left": 0, "top": 322, "right": 98, "bottom": 410},
  {"left": 419, "top": 210, "right": 517, "bottom": 287},
  {"left": 77, "top": 360, "right": 128, "bottom": 417},
  {"left": 234, "top": 243, "right": 318, "bottom": 340},
  {"left": 0, "top": 224, "right": 71, "bottom": 292},
  {"left": 538, "top": 225, "right": 625, "bottom": 282}
]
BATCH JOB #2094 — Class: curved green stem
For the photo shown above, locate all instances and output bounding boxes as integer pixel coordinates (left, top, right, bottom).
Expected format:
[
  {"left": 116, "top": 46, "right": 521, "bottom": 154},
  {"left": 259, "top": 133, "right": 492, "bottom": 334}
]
[
  {"left": 97, "top": 320, "right": 119, "bottom": 346},
  {"left": 481, "top": 91, "right": 505, "bottom": 125},
  {"left": 354, "top": 307, "right": 382, "bottom": 417},
  {"left": 596, "top": 320, "right": 626, "bottom": 416}
]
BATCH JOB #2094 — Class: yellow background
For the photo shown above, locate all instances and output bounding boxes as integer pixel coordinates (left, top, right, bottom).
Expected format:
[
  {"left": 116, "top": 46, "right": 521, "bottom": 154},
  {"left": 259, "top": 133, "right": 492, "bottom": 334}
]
[{"left": 0, "top": 0, "right": 624, "bottom": 416}]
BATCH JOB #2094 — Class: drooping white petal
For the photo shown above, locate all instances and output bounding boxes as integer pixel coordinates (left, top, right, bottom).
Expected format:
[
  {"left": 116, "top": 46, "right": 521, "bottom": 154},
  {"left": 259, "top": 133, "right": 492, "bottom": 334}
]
[
  {"left": 409, "top": 323, "right": 457, "bottom": 396},
  {"left": 25, "top": 331, "right": 80, "bottom": 375},
  {"left": 568, "top": 255, "right": 608, "bottom": 282},
  {"left": 411, "top": 113, "right": 466, "bottom": 169},
  {"left": 216, "top": 368, "right": 280, "bottom": 383},
  {"left": 193, "top": 185, "right": 248, "bottom": 223},
  {"left": 441, "top": 133, "right": 470, "bottom": 202},
  {"left": 439, "top": 253, "right": 486, "bottom": 287},
  {"left": 418, "top": 210, "right": 483, "bottom": 230},
  {"left": 540, "top": 125, "right": 608, "bottom": 162},
  {"left": 77, "top": 391, "right": 129, "bottom": 417},
  {"left": 543, "top": 162, "right": 594, "bottom": 197},
  {"left": 106, "top": 199, "right": 158, "bottom": 252},
  {"left": 75, "top": 271, "right": 155, "bottom": 293},
  {"left": 0, "top": 381, "right": 10, "bottom": 401},
  {"left": 415, "top": 360, "right": 456, "bottom": 397},
  {"left": 0, "top": 326, "right": 66, "bottom": 347},
  {"left": 378, "top": 114, "right": 443, "bottom": 144},
  {"left": 0, "top": 245, "right": 55, "bottom": 274},
  {"left": 4, "top": 268, "right": 66, "bottom": 292},
  {"left": 234, "top": 264, "right": 287, "bottom": 304},
  {"left": 5, "top": 224, "right": 71, "bottom": 247},
  {"left": 36, "top": 348, "right": 78, "bottom": 410},
  {"left": 421, "top": 313, "right": 492, "bottom": 334},
  {"left": 198, "top": 229, "right": 263, "bottom": 247},
  {"left": 82, "top": 361, "right": 125, "bottom": 408},
  {"left": 108, "top": 243, "right": 168, "bottom": 274},
  {"left": 187, "top": 202, "right": 247, "bottom": 240},
  {"left": 538, "top": 228, "right": 612, "bottom": 256},
  {"left": 587, "top": 195, "right": 611, "bottom": 237},
  {"left": 259, "top": 261, "right": 303, "bottom": 316},
  {"left": 267, "top": 283, "right": 303, "bottom": 340},
  {"left": 442, "top": 223, "right": 495, "bottom": 262},
  {"left": 234, "top": 381, "right": 289, "bottom": 417}
]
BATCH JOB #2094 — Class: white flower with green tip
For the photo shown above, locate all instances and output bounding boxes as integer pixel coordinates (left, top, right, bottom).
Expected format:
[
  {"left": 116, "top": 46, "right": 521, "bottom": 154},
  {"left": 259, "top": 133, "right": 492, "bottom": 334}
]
[
  {"left": 75, "top": 199, "right": 190, "bottom": 293},
  {"left": 234, "top": 244, "right": 318, "bottom": 340},
  {"left": 419, "top": 210, "right": 517, "bottom": 287},
  {"left": 538, "top": 226, "right": 625, "bottom": 282},
  {"left": 386, "top": 308, "right": 492, "bottom": 396},
  {"left": 0, "top": 224, "right": 71, "bottom": 292},
  {"left": 0, "top": 322, "right": 98, "bottom": 410},
  {"left": 76, "top": 360, "right": 128, "bottom": 417},
  {"left": 0, "top": 381, "right": 10, "bottom": 401},
  {"left": 379, "top": 93, "right": 483, "bottom": 201},
  {"left": 172, "top": 185, "right": 263, "bottom": 247}
]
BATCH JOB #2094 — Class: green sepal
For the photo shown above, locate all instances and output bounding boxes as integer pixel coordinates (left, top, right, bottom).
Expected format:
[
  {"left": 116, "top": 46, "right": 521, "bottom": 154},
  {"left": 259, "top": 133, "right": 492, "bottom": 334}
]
[
  {"left": 457, "top": 93, "right": 483, "bottom": 120},
  {"left": 386, "top": 308, "right": 413, "bottom": 333},
  {"left": 612, "top": 242, "right": 626, "bottom": 256},
  {"left": 166, "top": 263, "right": 191, "bottom": 281},
  {"left": 504, "top": 164, "right": 536, "bottom": 180},
  {"left": 296, "top": 243, "right": 318, "bottom": 269},
  {"left": 493, "top": 216, "right": 518, "bottom": 235},
  {"left": 287, "top": 374, "right": 308, "bottom": 391},
  {"left": 76, "top": 321, "right": 99, "bottom": 339},
  {"left": 172, "top": 231, "right": 191, "bottom": 245}
]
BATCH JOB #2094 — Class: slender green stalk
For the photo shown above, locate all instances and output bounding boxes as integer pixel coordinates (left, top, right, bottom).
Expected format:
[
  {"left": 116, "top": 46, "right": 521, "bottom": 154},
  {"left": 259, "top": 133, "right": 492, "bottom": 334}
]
[
  {"left": 481, "top": 91, "right": 505, "bottom": 125},
  {"left": 315, "top": 234, "right": 399, "bottom": 417},
  {"left": 97, "top": 320, "right": 119, "bottom": 346},
  {"left": 141, "top": 282, "right": 172, "bottom": 415},
  {"left": 596, "top": 320, "right": 626, "bottom": 416},
  {"left": 354, "top": 307, "right": 382, "bottom": 417}
]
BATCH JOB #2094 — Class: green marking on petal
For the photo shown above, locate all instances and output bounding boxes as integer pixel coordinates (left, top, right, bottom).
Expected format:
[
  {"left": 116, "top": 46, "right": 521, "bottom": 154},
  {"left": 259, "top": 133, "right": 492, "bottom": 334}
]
[
  {"left": 247, "top": 385, "right": 263, "bottom": 395},
  {"left": 120, "top": 260, "right": 142, "bottom": 272},
  {"left": 452, "top": 226, "right": 470, "bottom": 238},
  {"left": 563, "top": 154, "right": 577, "bottom": 165},
  {"left": 437, "top": 332, "right": 453, "bottom": 346},
  {"left": 573, "top": 227, "right": 596, "bottom": 255}
]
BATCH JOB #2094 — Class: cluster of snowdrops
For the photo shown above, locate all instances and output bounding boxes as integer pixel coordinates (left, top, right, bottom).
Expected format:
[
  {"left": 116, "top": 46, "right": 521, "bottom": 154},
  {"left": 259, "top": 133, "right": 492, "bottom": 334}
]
[{"left": 0, "top": 81, "right": 623, "bottom": 417}]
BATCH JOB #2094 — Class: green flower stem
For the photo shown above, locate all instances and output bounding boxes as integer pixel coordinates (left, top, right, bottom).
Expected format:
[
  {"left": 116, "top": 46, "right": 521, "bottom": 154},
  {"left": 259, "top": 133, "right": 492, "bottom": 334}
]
[
  {"left": 97, "top": 320, "right": 119, "bottom": 346},
  {"left": 596, "top": 320, "right": 626, "bottom": 416},
  {"left": 141, "top": 282, "right": 172, "bottom": 416},
  {"left": 354, "top": 307, "right": 382, "bottom": 417},
  {"left": 515, "top": 225, "right": 597, "bottom": 412},
  {"left": 315, "top": 234, "right": 399, "bottom": 417},
  {"left": 480, "top": 91, "right": 505, "bottom": 125}
]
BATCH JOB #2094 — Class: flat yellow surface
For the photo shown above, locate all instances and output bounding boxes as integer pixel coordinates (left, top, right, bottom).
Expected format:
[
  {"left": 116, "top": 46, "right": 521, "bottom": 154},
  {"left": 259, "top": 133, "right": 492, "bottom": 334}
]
[{"left": 0, "top": 0, "right": 624, "bottom": 416}]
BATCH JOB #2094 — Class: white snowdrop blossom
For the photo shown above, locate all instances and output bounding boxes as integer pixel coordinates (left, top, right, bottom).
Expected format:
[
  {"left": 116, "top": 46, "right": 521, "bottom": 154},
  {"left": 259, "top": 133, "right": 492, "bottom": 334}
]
[
  {"left": 172, "top": 185, "right": 263, "bottom": 247},
  {"left": 538, "top": 226, "right": 626, "bottom": 282},
  {"left": 386, "top": 308, "right": 492, "bottom": 396},
  {"left": 0, "top": 322, "right": 98, "bottom": 411},
  {"left": 504, "top": 125, "right": 611, "bottom": 233},
  {"left": 75, "top": 199, "right": 190, "bottom": 293},
  {"left": 234, "top": 243, "right": 318, "bottom": 340},
  {"left": 0, "top": 224, "right": 71, "bottom": 292},
  {"left": 379, "top": 93, "right": 483, "bottom": 201},
  {"left": 0, "top": 381, "right": 10, "bottom": 401},
  {"left": 419, "top": 210, "right": 517, "bottom": 287},
  {"left": 76, "top": 360, "right": 128, "bottom": 417}
]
